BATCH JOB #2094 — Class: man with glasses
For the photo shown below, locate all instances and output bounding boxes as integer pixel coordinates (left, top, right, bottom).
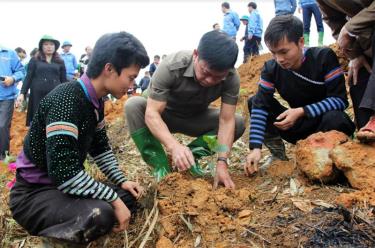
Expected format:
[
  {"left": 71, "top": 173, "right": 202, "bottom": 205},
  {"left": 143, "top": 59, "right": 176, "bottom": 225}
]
[{"left": 125, "top": 31, "right": 245, "bottom": 188}]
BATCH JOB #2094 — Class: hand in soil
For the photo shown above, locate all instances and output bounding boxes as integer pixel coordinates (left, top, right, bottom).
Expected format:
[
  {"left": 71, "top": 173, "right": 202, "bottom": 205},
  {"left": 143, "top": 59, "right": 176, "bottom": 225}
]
[
  {"left": 214, "top": 163, "right": 235, "bottom": 189},
  {"left": 170, "top": 143, "right": 195, "bottom": 171},
  {"left": 244, "top": 148, "right": 261, "bottom": 176},
  {"left": 347, "top": 55, "right": 372, "bottom": 85},
  {"left": 111, "top": 198, "right": 131, "bottom": 232},
  {"left": 121, "top": 181, "right": 144, "bottom": 200}
]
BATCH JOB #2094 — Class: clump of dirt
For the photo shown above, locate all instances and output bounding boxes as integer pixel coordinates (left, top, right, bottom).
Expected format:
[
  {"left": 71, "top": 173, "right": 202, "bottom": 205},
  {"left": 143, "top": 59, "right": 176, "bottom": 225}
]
[
  {"left": 329, "top": 43, "right": 350, "bottom": 72},
  {"left": 295, "top": 131, "right": 348, "bottom": 182},
  {"left": 330, "top": 140, "right": 375, "bottom": 190},
  {"left": 104, "top": 96, "right": 128, "bottom": 123},
  {"left": 266, "top": 160, "right": 296, "bottom": 178},
  {"left": 336, "top": 189, "right": 375, "bottom": 208},
  {"left": 237, "top": 53, "right": 272, "bottom": 96},
  {"left": 157, "top": 173, "right": 254, "bottom": 246},
  {"left": 9, "top": 111, "right": 27, "bottom": 155}
]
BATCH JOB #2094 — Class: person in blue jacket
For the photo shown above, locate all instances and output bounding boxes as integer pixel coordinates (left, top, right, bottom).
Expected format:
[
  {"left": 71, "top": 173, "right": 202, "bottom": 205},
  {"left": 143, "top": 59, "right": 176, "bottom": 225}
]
[
  {"left": 221, "top": 2, "right": 240, "bottom": 40},
  {"left": 60, "top": 41, "right": 78, "bottom": 81},
  {"left": 0, "top": 45, "right": 25, "bottom": 159},
  {"left": 274, "top": 0, "right": 297, "bottom": 16},
  {"left": 247, "top": 2, "right": 263, "bottom": 57},
  {"left": 298, "top": 0, "right": 324, "bottom": 46}
]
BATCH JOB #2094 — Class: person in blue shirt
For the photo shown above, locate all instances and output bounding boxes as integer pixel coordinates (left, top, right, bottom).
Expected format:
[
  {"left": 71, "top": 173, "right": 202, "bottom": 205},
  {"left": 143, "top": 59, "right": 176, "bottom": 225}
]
[
  {"left": 298, "top": 0, "right": 324, "bottom": 46},
  {"left": 274, "top": 0, "right": 297, "bottom": 16},
  {"left": 221, "top": 2, "right": 240, "bottom": 40},
  {"left": 0, "top": 45, "right": 25, "bottom": 159},
  {"left": 60, "top": 41, "right": 78, "bottom": 81},
  {"left": 247, "top": 2, "right": 263, "bottom": 57},
  {"left": 240, "top": 15, "right": 251, "bottom": 63}
]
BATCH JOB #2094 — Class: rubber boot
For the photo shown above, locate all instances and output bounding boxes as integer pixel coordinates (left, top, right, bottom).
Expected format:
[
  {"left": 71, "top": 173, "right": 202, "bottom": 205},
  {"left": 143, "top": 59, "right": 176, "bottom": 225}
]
[
  {"left": 318, "top": 31, "right": 324, "bottom": 46},
  {"left": 187, "top": 134, "right": 215, "bottom": 177},
  {"left": 131, "top": 127, "right": 170, "bottom": 181},
  {"left": 303, "top": 33, "right": 310, "bottom": 47},
  {"left": 259, "top": 134, "right": 288, "bottom": 171}
]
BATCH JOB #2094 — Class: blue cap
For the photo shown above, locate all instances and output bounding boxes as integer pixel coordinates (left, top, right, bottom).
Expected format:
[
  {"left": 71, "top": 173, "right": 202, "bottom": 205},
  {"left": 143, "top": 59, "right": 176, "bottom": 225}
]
[{"left": 62, "top": 41, "right": 72, "bottom": 47}]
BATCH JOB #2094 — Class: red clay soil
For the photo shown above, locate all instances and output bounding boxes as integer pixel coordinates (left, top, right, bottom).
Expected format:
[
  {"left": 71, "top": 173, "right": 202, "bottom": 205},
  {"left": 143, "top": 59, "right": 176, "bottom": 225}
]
[{"left": 295, "top": 130, "right": 349, "bottom": 182}]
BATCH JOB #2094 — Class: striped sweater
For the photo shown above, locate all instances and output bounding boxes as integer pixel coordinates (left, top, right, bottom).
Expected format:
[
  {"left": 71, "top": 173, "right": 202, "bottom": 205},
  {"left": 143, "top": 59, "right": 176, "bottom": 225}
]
[
  {"left": 249, "top": 47, "right": 348, "bottom": 149},
  {"left": 23, "top": 81, "right": 127, "bottom": 202}
]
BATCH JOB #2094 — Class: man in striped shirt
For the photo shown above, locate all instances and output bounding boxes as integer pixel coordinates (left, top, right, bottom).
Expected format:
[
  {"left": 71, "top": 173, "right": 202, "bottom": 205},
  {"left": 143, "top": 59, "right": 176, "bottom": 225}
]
[
  {"left": 244, "top": 15, "right": 355, "bottom": 175},
  {"left": 9, "top": 32, "right": 149, "bottom": 245}
]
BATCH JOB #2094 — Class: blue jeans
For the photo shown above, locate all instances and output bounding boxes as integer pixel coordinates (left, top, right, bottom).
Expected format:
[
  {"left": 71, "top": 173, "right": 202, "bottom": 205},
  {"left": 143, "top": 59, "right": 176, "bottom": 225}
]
[
  {"left": 302, "top": 3, "right": 324, "bottom": 33},
  {"left": 0, "top": 99, "right": 14, "bottom": 158}
]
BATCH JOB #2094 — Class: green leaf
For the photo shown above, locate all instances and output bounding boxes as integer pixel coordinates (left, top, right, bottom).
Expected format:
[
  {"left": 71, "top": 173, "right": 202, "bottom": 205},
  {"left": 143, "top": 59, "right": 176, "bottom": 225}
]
[
  {"left": 212, "top": 144, "right": 228, "bottom": 153},
  {"left": 203, "top": 135, "right": 218, "bottom": 151},
  {"left": 3, "top": 151, "right": 16, "bottom": 165}
]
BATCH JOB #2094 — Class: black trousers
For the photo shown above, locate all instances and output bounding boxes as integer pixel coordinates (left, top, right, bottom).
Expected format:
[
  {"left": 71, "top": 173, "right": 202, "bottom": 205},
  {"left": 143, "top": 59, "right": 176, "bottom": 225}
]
[
  {"left": 349, "top": 32, "right": 375, "bottom": 129},
  {"left": 248, "top": 97, "right": 355, "bottom": 144},
  {"left": 9, "top": 173, "right": 137, "bottom": 244}
]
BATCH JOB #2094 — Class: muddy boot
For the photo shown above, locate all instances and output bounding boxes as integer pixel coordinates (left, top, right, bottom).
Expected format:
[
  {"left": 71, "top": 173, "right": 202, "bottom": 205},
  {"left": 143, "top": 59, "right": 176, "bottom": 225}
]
[
  {"left": 187, "top": 134, "right": 215, "bottom": 177},
  {"left": 303, "top": 33, "right": 310, "bottom": 47},
  {"left": 259, "top": 134, "right": 288, "bottom": 171},
  {"left": 131, "top": 127, "right": 170, "bottom": 181},
  {"left": 318, "top": 31, "right": 324, "bottom": 46}
]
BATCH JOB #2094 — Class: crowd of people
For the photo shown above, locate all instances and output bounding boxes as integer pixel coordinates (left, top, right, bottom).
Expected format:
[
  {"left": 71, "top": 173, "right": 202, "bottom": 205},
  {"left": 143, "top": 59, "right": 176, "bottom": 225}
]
[{"left": 0, "top": 0, "right": 374, "bottom": 246}]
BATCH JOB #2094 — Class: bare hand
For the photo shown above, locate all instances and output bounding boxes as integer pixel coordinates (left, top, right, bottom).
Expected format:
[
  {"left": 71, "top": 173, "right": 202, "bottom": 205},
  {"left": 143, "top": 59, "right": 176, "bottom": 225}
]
[
  {"left": 2, "top": 76, "right": 14, "bottom": 87},
  {"left": 15, "top": 94, "right": 24, "bottom": 108},
  {"left": 244, "top": 149, "right": 261, "bottom": 176},
  {"left": 111, "top": 198, "right": 131, "bottom": 232},
  {"left": 214, "top": 162, "right": 235, "bottom": 189},
  {"left": 274, "top": 107, "right": 304, "bottom": 130},
  {"left": 240, "top": 37, "right": 244, "bottom": 42},
  {"left": 338, "top": 26, "right": 354, "bottom": 56},
  {"left": 347, "top": 55, "right": 372, "bottom": 85},
  {"left": 170, "top": 143, "right": 195, "bottom": 171},
  {"left": 121, "top": 181, "right": 144, "bottom": 200}
]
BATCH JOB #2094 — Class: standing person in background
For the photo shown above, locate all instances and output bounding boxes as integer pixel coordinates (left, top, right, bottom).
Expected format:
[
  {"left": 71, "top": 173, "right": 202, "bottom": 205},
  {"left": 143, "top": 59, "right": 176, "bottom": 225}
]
[
  {"left": 60, "top": 41, "right": 78, "bottom": 81},
  {"left": 213, "top": 23, "right": 221, "bottom": 31},
  {"left": 15, "top": 47, "right": 27, "bottom": 64},
  {"left": 0, "top": 45, "right": 24, "bottom": 159},
  {"left": 240, "top": 15, "right": 251, "bottom": 63},
  {"left": 16, "top": 35, "right": 67, "bottom": 126},
  {"left": 149, "top": 55, "right": 160, "bottom": 77},
  {"left": 274, "top": 0, "right": 297, "bottom": 16},
  {"left": 247, "top": 2, "right": 263, "bottom": 57},
  {"left": 79, "top": 46, "right": 93, "bottom": 76},
  {"left": 139, "top": 71, "right": 151, "bottom": 93},
  {"left": 298, "top": 0, "right": 324, "bottom": 46},
  {"left": 317, "top": 0, "right": 375, "bottom": 142},
  {"left": 221, "top": 2, "right": 240, "bottom": 40}
]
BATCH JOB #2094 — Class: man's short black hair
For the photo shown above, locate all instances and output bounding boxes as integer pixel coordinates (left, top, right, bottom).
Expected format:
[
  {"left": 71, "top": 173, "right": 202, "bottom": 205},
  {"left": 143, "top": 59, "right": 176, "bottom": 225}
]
[
  {"left": 221, "top": 2, "right": 230, "bottom": 9},
  {"left": 154, "top": 55, "right": 160, "bottom": 59},
  {"left": 197, "top": 31, "right": 238, "bottom": 71},
  {"left": 248, "top": 2, "right": 257, "bottom": 9},
  {"left": 264, "top": 15, "right": 303, "bottom": 48},
  {"left": 87, "top": 31, "right": 149, "bottom": 79},
  {"left": 15, "top": 47, "right": 26, "bottom": 54}
]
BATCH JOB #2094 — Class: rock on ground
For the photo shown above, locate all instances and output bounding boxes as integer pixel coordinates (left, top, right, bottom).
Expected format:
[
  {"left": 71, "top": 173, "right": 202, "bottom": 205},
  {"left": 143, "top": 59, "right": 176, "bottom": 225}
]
[{"left": 295, "top": 131, "right": 348, "bottom": 182}]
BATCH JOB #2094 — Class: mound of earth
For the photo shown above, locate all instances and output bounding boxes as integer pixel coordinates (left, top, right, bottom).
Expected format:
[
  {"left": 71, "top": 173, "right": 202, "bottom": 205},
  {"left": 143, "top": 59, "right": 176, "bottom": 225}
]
[{"left": 295, "top": 130, "right": 348, "bottom": 182}]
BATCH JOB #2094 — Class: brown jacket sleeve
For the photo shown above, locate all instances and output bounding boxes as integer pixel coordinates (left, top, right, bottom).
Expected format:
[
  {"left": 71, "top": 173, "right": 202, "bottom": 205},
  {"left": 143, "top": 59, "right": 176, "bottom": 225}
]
[
  {"left": 344, "top": 1, "right": 375, "bottom": 35},
  {"left": 316, "top": 0, "right": 347, "bottom": 39}
]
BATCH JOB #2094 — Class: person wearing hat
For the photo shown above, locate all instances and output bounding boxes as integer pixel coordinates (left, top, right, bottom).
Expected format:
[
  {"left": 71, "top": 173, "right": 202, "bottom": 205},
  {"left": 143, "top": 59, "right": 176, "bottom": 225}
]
[
  {"left": 16, "top": 35, "right": 67, "bottom": 126},
  {"left": 240, "top": 15, "right": 251, "bottom": 63},
  {"left": 60, "top": 40, "right": 78, "bottom": 81}
]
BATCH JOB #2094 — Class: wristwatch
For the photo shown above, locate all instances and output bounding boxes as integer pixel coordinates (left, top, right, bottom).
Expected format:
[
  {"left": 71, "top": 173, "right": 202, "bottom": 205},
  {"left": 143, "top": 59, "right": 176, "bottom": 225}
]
[{"left": 217, "top": 157, "right": 228, "bottom": 166}]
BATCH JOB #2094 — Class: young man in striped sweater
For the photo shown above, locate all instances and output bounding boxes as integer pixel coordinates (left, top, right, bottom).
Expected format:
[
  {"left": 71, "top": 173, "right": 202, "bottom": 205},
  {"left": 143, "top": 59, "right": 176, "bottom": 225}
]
[
  {"left": 244, "top": 15, "right": 355, "bottom": 175},
  {"left": 9, "top": 32, "right": 149, "bottom": 245}
]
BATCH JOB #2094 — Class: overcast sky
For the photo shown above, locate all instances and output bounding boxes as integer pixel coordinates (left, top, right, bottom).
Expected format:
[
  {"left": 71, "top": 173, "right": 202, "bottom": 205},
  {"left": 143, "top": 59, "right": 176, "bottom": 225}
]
[{"left": 1, "top": 0, "right": 334, "bottom": 79}]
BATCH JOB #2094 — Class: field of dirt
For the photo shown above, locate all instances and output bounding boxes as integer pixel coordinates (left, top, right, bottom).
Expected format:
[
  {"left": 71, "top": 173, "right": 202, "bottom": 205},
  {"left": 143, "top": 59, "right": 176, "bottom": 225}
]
[{"left": 1, "top": 46, "right": 374, "bottom": 248}]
